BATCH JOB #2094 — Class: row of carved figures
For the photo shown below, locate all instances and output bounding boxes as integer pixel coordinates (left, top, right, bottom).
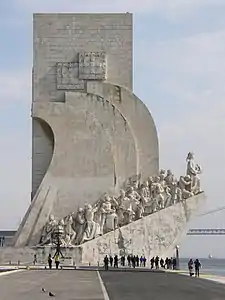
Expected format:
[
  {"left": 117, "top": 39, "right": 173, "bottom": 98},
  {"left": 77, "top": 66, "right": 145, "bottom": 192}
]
[{"left": 39, "top": 152, "right": 202, "bottom": 247}]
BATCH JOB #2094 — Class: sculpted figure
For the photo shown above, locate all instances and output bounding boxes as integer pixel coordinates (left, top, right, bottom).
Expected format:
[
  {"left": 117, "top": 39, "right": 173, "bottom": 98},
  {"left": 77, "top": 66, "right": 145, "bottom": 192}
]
[
  {"left": 151, "top": 177, "right": 164, "bottom": 197},
  {"left": 159, "top": 170, "right": 166, "bottom": 188},
  {"left": 102, "top": 195, "right": 119, "bottom": 232},
  {"left": 64, "top": 214, "right": 76, "bottom": 246},
  {"left": 120, "top": 192, "right": 132, "bottom": 211},
  {"left": 39, "top": 214, "right": 57, "bottom": 246},
  {"left": 52, "top": 219, "right": 66, "bottom": 246},
  {"left": 150, "top": 177, "right": 164, "bottom": 210},
  {"left": 155, "top": 184, "right": 165, "bottom": 209},
  {"left": 97, "top": 195, "right": 113, "bottom": 234},
  {"left": 179, "top": 175, "right": 194, "bottom": 199},
  {"left": 186, "top": 152, "right": 202, "bottom": 194},
  {"left": 147, "top": 176, "right": 154, "bottom": 198},
  {"left": 176, "top": 187, "right": 182, "bottom": 202},
  {"left": 105, "top": 207, "right": 118, "bottom": 232},
  {"left": 119, "top": 192, "right": 135, "bottom": 224},
  {"left": 123, "top": 208, "right": 135, "bottom": 224},
  {"left": 165, "top": 170, "right": 177, "bottom": 188},
  {"left": 170, "top": 183, "right": 183, "bottom": 204},
  {"left": 82, "top": 204, "right": 100, "bottom": 243},
  {"left": 127, "top": 186, "right": 141, "bottom": 212},
  {"left": 159, "top": 169, "right": 166, "bottom": 178},
  {"left": 135, "top": 201, "right": 145, "bottom": 219},
  {"left": 127, "top": 186, "right": 141, "bottom": 201},
  {"left": 74, "top": 208, "right": 85, "bottom": 245},
  {"left": 116, "top": 189, "right": 126, "bottom": 226},
  {"left": 151, "top": 198, "right": 158, "bottom": 213},
  {"left": 124, "top": 174, "right": 140, "bottom": 190},
  {"left": 139, "top": 181, "right": 150, "bottom": 204},
  {"left": 164, "top": 186, "right": 172, "bottom": 207}
]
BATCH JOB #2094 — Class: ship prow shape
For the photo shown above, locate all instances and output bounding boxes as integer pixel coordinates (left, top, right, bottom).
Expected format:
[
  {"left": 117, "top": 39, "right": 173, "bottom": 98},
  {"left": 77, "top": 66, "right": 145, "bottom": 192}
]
[
  {"left": 79, "top": 192, "right": 205, "bottom": 264},
  {"left": 9, "top": 152, "right": 205, "bottom": 265}
]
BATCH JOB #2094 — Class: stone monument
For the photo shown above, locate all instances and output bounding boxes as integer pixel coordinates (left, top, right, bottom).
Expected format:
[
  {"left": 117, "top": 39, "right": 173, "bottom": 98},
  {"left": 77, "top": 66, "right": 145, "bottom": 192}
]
[{"left": 4, "top": 13, "right": 205, "bottom": 265}]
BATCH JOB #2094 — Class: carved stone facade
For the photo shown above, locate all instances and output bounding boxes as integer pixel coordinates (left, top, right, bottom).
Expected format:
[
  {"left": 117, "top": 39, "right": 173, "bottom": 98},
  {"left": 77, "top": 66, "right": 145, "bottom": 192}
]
[
  {"left": 79, "top": 52, "right": 106, "bottom": 80},
  {"left": 11, "top": 14, "right": 204, "bottom": 263},
  {"left": 56, "top": 52, "right": 106, "bottom": 90},
  {"left": 37, "top": 153, "right": 203, "bottom": 250},
  {"left": 0, "top": 192, "right": 205, "bottom": 265},
  {"left": 56, "top": 62, "right": 85, "bottom": 90},
  {"left": 80, "top": 192, "right": 205, "bottom": 264}
]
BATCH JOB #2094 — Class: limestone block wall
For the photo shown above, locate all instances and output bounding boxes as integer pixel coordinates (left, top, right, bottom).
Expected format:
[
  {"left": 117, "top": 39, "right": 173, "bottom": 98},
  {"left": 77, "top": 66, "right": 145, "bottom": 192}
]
[{"left": 32, "top": 13, "right": 133, "bottom": 198}]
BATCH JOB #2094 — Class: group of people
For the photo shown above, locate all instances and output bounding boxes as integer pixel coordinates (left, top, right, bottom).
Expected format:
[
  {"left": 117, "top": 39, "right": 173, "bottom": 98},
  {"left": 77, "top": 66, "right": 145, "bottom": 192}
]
[
  {"left": 150, "top": 256, "right": 179, "bottom": 270},
  {"left": 33, "top": 253, "right": 61, "bottom": 269},
  {"left": 38, "top": 152, "right": 202, "bottom": 248},
  {"left": 103, "top": 255, "right": 202, "bottom": 278},
  {"left": 188, "top": 258, "right": 202, "bottom": 277},
  {"left": 103, "top": 254, "right": 147, "bottom": 270},
  {"left": 103, "top": 254, "right": 180, "bottom": 270},
  {"left": 47, "top": 253, "right": 61, "bottom": 270}
]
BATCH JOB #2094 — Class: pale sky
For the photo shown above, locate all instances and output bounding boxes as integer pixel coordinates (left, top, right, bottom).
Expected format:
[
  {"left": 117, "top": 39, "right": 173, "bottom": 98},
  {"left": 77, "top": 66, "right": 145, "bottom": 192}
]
[{"left": 1, "top": 0, "right": 225, "bottom": 258}]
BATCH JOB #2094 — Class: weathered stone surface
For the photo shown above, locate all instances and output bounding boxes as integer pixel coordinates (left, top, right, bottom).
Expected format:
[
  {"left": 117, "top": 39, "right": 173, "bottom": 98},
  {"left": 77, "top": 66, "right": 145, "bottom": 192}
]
[
  {"left": 14, "top": 81, "right": 159, "bottom": 247},
  {"left": 80, "top": 193, "right": 206, "bottom": 264},
  {"left": 56, "top": 62, "right": 85, "bottom": 90},
  {"left": 10, "top": 13, "right": 203, "bottom": 266},
  {"left": 78, "top": 52, "right": 107, "bottom": 80},
  {"left": 3, "top": 193, "right": 205, "bottom": 265},
  {"left": 32, "top": 13, "right": 133, "bottom": 196}
]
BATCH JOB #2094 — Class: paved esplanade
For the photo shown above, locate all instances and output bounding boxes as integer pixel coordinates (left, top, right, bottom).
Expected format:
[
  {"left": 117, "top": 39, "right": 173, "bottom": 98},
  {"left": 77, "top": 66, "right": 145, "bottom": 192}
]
[
  {"left": 0, "top": 270, "right": 104, "bottom": 300},
  {"left": 2, "top": 270, "right": 225, "bottom": 300}
]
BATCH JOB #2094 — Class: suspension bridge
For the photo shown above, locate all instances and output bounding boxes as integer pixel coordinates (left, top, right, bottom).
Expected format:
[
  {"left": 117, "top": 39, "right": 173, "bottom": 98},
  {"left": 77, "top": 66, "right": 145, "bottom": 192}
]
[{"left": 187, "top": 205, "right": 225, "bottom": 235}]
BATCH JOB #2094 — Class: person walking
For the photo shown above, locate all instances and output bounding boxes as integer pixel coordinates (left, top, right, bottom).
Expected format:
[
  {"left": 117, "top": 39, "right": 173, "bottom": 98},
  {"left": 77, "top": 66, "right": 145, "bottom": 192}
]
[
  {"left": 165, "top": 257, "right": 169, "bottom": 269},
  {"left": 150, "top": 257, "right": 155, "bottom": 269},
  {"left": 48, "top": 254, "right": 53, "bottom": 269},
  {"left": 143, "top": 256, "right": 146, "bottom": 267},
  {"left": 54, "top": 253, "right": 60, "bottom": 269},
  {"left": 188, "top": 258, "right": 194, "bottom": 276},
  {"left": 194, "top": 259, "right": 201, "bottom": 277},
  {"left": 127, "top": 255, "right": 131, "bottom": 267},
  {"left": 114, "top": 255, "right": 118, "bottom": 268},
  {"left": 33, "top": 254, "right": 37, "bottom": 265},
  {"left": 136, "top": 255, "right": 140, "bottom": 267},
  {"left": 104, "top": 255, "right": 109, "bottom": 270},
  {"left": 121, "top": 255, "right": 125, "bottom": 266},
  {"left": 109, "top": 256, "right": 113, "bottom": 267},
  {"left": 172, "top": 257, "right": 177, "bottom": 270},
  {"left": 155, "top": 256, "right": 159, "bottom": 269},
  {"left": 140, "top": 256, "right": 143, "bottom": 267},
  {"left": 160, "top": 258, "right": 165, "bottom": 268}
]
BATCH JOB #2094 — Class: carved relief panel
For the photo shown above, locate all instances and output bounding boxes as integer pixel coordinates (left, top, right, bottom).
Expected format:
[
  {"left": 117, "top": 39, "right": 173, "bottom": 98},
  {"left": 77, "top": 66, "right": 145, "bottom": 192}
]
[
  {"left": 56, "top": 62, "right": 85, "bottom": 90},
  {"left": 56, "top": 52, "right": 107, "bottom": 90},
  {"left": 79, "top": 52, "right": 106, "bottom": 80}
]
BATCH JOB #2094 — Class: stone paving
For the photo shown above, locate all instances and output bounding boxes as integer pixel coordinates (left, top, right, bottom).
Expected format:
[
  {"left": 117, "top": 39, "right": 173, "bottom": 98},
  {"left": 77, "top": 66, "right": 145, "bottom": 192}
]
[
  {"left": 1, "top": 268, "right": 225, "bottom": 299},
  {"left": 100, "top": 270, "right": 225, "bottom": 300},
  {"left": 0, "top": 269, "right": 105, "bottom": 300}
]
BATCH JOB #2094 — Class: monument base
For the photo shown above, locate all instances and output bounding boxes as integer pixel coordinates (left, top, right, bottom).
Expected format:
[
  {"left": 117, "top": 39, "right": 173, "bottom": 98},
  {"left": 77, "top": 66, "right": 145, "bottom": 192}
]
[{"left": 0, "top": 193, "right": 205, "bottom": 266}]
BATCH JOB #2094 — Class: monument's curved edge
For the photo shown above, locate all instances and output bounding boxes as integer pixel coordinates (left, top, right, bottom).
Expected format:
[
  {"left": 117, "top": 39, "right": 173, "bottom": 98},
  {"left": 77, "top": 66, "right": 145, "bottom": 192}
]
[{"left": 87, "top": 82, "right": 159, "bottom": 178}]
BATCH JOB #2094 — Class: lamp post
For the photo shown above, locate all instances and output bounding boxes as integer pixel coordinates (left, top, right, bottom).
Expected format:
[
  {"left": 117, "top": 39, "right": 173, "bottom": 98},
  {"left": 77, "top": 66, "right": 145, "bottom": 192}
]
[{"left": 175, "top": 245, "right": 180, "bottom": 270}]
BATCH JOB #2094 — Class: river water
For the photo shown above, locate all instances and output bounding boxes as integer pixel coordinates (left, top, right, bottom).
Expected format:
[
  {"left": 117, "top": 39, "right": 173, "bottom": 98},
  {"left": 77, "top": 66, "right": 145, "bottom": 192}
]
[{"left": 180, "top": 258, "right": 225, "bottom": 276}]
